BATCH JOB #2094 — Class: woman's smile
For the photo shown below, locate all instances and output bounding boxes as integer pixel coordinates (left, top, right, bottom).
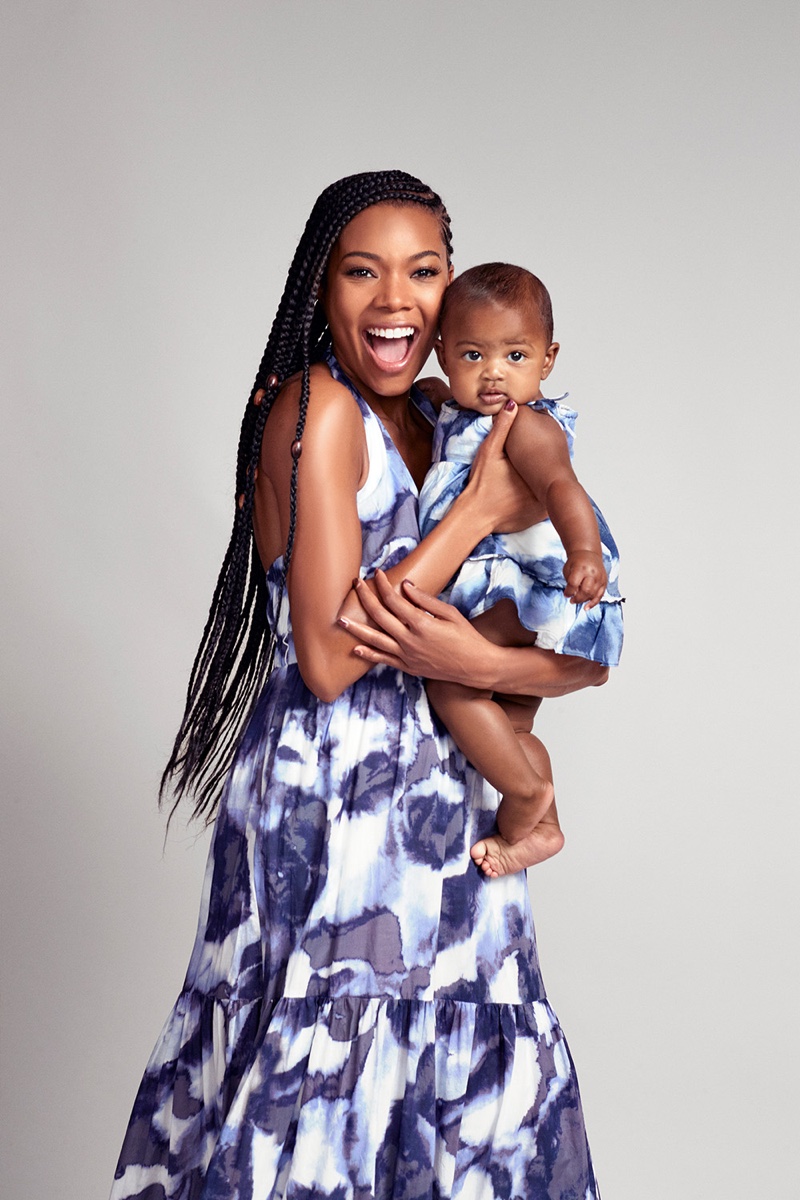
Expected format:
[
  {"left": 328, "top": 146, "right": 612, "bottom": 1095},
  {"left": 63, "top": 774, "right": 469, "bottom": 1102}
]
[{"left": 363, "top": 324, "right": 418, "bottom": 370}]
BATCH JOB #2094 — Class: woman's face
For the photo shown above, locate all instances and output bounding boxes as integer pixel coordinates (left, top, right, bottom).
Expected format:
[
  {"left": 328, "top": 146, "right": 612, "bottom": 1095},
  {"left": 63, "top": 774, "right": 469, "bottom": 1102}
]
[{"left": 323, "top": 203, "right": 451, "bottom": 403}]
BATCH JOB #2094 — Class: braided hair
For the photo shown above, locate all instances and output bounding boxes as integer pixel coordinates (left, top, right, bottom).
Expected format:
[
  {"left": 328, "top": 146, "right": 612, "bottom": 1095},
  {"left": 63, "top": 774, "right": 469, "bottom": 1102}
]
[{"left": 162, "top": 170, "right": 453, "bottom": 822}]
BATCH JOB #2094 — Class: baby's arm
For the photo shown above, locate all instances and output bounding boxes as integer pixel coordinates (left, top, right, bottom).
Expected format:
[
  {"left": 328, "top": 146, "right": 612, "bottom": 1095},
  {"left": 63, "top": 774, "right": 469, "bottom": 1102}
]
[{"left": 505, "top": 407, "right": 607, "bottom": 607}]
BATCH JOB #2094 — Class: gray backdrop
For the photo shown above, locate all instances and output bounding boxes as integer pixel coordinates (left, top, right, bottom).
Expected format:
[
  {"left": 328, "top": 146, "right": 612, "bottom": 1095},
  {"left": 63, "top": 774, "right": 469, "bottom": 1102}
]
[{"left": 2, "top": 3, "right": 797, "bottom": 1197}]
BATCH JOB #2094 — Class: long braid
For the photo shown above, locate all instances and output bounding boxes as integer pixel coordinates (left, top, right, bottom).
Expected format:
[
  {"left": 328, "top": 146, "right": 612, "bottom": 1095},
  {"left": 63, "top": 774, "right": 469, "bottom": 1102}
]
[{"left": 162, "top": 171, "right": 453, "bottom": 822}]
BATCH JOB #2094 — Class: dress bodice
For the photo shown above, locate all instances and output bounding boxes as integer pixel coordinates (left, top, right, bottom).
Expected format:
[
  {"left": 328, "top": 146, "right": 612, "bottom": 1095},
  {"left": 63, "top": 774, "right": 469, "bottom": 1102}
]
[{"left": 265, "top": 350, "right": 437, "bottom": 668}]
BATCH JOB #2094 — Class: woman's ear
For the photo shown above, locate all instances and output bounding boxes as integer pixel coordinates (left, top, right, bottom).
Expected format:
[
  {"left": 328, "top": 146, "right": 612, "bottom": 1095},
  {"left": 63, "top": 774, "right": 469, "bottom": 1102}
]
[{"left": 540, "top": 342, "right": 560, "bottom": 380}]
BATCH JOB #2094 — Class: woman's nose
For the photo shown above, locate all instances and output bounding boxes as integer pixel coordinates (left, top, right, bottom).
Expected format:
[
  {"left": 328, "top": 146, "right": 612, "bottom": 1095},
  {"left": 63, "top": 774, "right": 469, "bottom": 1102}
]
[{"left": 375, "top": 272, "right": 411, "bottom": 310}]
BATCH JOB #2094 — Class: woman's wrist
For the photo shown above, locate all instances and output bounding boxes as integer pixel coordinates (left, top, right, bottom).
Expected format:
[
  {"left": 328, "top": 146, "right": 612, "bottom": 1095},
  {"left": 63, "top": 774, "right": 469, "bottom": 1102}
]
[{"left": 449, "top": 485, "right": 494, "bottom": 542}]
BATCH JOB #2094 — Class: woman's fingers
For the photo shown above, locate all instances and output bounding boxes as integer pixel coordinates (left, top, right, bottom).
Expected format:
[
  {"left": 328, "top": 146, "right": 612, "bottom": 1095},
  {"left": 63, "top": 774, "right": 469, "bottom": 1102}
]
[
  {"left": 400, "top": 579, "right": 459, "bottom": 619},
  {"left": 482, "top": 400, "right": 518, "bottom": 455},
  {"left": 365, "top": 571, "right": 446, "bottom": 630},
  {"left": 351, "top": 576, "right": 413, "bottom": 638},
  {"left": 339, "top": 615, "right": 402, "bottom": 657},
  {"left": 352, "top": 644, "right": 406, "bottom": 669}
]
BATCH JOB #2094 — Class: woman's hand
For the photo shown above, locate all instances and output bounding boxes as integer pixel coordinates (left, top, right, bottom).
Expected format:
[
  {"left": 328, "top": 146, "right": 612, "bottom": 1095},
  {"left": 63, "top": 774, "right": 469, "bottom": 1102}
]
[
  {"left": 463, "top": 403, "right": 541, "bottom": 535},
  {"left": 340, "top": 571, "right": 609, "bottom": 696},
  {"left": 340, "top": 572, "right": 491, "bottom": 683}
]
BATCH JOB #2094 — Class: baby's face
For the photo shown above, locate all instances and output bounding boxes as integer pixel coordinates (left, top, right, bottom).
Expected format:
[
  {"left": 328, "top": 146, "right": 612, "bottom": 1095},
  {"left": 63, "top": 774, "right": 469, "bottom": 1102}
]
[{"left": 436, "top": 300, "right": 559, "bottom": 415}]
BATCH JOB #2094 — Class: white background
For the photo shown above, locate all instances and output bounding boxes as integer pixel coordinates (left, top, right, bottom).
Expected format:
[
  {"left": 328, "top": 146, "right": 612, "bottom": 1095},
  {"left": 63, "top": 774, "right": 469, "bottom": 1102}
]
[{"left": 2, "top": 3, "right": 798, "bottom": 1197}]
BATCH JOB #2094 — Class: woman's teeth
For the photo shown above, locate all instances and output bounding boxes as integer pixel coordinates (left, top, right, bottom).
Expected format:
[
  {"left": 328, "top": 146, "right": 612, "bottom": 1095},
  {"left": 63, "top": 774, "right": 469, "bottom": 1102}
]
[{"left": 365, "top": 326, "right": 416, "bottom": 365}]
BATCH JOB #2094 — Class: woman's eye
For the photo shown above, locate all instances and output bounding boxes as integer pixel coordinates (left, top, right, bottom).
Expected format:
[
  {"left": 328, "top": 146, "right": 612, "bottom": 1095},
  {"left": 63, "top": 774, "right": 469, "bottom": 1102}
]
[
  {"left": 345, "top": 267, "right": 375, "bottom": 278},
  {"left": 413, "top": 266, "right": 441, "bottom": 279},
  {"left": 508, "top": 351, "right": 526, "bottom": 362}
]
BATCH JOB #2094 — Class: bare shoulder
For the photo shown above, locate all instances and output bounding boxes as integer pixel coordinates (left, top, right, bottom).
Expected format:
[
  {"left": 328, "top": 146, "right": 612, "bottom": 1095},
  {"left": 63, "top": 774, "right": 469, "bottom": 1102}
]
[
  {"left": 506, "top": 403, "right": 566, "bottom": 452},
  {"left": 505, "top": 403, "right": 573, "bottom": 482},
  {"left": 269, "top": 362, "right": 361, "bottom": 425},
  {"left": 263, "top": 363, "right": 364, "bottom": 458}
]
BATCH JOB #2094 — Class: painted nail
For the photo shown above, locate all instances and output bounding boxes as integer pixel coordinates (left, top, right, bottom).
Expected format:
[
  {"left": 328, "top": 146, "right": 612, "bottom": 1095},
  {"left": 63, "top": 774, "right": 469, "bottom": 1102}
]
[
  {"left": 338, "top": 617, "right": 350, "bottom": 628},
  {"left": 504, "top": 399, "right": 515, "bottom": 411}
]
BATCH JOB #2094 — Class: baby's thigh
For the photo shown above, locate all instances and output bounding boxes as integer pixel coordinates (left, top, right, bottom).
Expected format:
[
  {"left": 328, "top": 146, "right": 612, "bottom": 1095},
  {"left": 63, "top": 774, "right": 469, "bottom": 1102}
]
[
  {"left": 471, "top": 601, "right": 541, "bottom": 731},
  {"left": 470, "top": 599, "right": 538, "bottom": 648}
]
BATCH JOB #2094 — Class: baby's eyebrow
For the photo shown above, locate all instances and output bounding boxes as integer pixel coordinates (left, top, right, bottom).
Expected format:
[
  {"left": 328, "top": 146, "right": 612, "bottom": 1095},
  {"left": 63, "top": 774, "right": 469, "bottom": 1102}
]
[{"left": 452, "top": 337, "right": 534, "bottom": 348}]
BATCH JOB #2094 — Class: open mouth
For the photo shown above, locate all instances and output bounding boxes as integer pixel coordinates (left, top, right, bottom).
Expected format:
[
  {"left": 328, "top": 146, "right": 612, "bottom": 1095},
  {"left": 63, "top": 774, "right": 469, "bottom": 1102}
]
[{"left": 363, "top": 325, "right": 417, "bottom": 369}]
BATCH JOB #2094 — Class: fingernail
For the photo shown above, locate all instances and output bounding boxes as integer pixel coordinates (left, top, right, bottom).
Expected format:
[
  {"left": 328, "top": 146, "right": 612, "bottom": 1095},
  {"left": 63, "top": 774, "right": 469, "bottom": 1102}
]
[
  {"left": 338, "top": 617, "right": 350, "bottom": 628},
  {"left": 504, "top": 399, "right": 515, "bottom": 411},
  {"left": 353, "top": 578, "right": 362, "bottom": 588},
  {"left": 403, "top": 578, "right": 416, "bottom": 588}
]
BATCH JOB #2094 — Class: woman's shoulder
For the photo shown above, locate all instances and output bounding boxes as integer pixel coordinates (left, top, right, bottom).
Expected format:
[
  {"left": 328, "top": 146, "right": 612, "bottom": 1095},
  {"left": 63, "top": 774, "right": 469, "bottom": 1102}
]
[{"left": 270, "top": 362, "right": 365, "bottom": 431}]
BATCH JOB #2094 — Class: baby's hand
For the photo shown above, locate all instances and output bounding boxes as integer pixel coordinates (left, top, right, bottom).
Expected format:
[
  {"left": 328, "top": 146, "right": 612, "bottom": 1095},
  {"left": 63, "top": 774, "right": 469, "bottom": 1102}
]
[{"left": 563, "top": 552, "right": 607, "bottom": 608}]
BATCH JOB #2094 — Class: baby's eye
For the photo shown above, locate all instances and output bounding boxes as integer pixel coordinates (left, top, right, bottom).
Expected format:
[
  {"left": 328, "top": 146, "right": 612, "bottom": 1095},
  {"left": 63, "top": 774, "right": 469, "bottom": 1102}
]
[
  {"left": 463, "top": 350, "right": 482, "bottom": 362},
  {"left": 508, "top": 351, "right": 526, "bottom": 363}
]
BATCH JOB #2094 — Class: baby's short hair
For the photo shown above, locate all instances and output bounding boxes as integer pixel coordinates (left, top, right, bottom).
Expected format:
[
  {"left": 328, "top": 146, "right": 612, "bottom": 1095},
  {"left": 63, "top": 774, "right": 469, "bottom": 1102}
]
[{"left": 440, "top": 262, "right": 554, "bottom": 344}]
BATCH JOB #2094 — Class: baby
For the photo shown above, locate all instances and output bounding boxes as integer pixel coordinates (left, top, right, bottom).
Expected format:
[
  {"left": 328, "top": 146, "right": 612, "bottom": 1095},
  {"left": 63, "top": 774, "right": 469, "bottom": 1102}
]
[{"left": 419, "top": 263, "right": 623, "bottom": 878}]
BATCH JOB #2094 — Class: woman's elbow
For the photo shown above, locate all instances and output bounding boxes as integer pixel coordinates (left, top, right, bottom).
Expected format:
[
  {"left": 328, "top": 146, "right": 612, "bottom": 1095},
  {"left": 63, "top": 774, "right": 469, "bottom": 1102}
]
[
  {"left": 298, "top": 662, "right": 344, "bottom": 705},
  {"left": 295, "top": 639, "right": 356, "bottom": 704}
]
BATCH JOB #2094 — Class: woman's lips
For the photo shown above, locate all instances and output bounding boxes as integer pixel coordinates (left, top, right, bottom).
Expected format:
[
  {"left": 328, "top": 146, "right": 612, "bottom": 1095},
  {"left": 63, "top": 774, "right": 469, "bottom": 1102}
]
[{"left": 363, "top": 326, "right": 417, "bottom": 370}]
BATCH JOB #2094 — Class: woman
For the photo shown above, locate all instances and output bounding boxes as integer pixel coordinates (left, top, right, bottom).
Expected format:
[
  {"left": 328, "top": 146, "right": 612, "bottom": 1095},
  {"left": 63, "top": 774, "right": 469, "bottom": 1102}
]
[{"left": 111, "top": 171, "right": 606, "bottom": 1200}]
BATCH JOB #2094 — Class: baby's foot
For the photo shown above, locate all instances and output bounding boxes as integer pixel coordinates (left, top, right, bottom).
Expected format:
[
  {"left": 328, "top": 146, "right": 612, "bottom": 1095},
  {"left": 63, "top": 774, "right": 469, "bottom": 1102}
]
[{"left": 470, "top": 823, "right": 565, "bottom": 878}]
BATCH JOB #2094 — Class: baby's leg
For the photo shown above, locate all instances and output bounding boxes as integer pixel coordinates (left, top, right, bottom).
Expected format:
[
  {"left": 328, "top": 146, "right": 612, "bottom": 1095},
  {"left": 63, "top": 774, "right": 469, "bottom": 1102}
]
[
  {"left": 426, "top": 600, "right": 561, "bottom": 877},
  {"left": 426, "top": 679, "right": 554, "bottom": 840},
  {"left": 470, "top": 702, "right": 564, "bottom": 878}
]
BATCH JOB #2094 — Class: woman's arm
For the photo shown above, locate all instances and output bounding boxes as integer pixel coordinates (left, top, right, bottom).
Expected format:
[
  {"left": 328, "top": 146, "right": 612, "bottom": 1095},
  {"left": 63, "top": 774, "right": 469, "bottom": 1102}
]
[
  {"left": 256, "top": 375, "right": 532, "bottom": 703},
  {"left": 342, "top": 572, "right": 609, "bottom": 698}
]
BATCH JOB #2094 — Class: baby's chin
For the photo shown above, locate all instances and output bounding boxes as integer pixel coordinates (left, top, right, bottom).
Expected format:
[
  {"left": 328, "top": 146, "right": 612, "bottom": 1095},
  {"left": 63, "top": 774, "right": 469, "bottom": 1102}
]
[{"left": 453, "top": 395, "right": 508, "bottom": 416}]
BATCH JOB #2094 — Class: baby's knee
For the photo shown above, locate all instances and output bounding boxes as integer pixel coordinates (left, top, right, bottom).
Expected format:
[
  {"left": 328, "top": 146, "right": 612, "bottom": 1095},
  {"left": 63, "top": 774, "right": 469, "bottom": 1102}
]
[
  {"left": 589, "top": 662, "right": 610, "bottom": 686},
  {"left": 425, "top": 677, "right": 491, "bottom": 718}
]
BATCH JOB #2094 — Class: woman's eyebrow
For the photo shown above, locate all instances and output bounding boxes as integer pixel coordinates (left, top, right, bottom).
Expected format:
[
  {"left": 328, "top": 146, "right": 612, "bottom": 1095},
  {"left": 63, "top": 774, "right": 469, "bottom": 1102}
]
[{"left": 340, "top": 249, "right": 443, "bottom": 262}]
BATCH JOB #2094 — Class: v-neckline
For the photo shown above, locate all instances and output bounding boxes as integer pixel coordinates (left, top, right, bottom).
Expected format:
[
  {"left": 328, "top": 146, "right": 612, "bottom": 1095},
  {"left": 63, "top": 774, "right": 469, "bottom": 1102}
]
[{"left": 325, "top": 350, "right": 435, "bottom": 499}]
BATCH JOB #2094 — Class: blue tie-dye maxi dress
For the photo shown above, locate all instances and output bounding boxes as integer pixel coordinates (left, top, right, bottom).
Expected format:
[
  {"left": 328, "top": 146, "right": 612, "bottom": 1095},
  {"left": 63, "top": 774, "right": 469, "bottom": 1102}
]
[{"left": 110, "top": 352, "right": 600, "bottom": 1200}]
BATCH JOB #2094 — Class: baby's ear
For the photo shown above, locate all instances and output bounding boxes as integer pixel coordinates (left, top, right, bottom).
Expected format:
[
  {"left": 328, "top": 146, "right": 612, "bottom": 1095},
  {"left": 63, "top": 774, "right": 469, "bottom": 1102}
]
[
  {"left": 434, "top": 337, "right": 447, "bottom": 374},
  {"left": 541, "top": 342, "right": 560, "bottom": 379}
]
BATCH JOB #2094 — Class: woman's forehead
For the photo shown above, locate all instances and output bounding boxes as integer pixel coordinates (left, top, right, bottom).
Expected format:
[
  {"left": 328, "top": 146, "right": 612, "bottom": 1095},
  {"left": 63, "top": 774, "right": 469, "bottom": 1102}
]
[{"left": 333, "top": 203, "right": 446, "bottom": 257}]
